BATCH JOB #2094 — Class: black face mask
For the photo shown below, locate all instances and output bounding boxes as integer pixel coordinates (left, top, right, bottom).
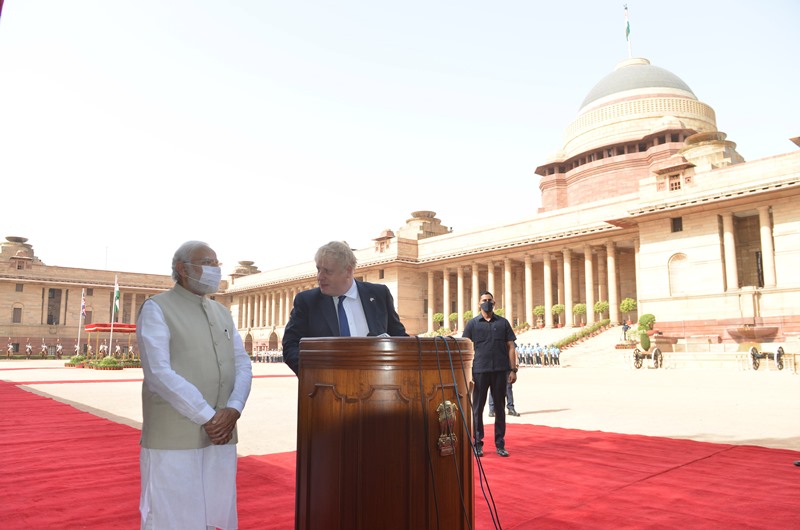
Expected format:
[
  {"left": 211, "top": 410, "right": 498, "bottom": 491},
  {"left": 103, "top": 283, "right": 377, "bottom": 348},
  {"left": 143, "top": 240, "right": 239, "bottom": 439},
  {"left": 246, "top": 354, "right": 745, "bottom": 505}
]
[{"left": 480, "top": 300, "right": 494, "bottom": 313}]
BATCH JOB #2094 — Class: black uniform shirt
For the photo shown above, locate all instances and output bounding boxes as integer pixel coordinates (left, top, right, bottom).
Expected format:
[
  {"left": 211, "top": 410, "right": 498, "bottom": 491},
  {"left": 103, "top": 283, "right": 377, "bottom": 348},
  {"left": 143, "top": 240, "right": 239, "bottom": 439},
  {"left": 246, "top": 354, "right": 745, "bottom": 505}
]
[{"left": 462, "top": 313, "right": 516, "bottom": 374}]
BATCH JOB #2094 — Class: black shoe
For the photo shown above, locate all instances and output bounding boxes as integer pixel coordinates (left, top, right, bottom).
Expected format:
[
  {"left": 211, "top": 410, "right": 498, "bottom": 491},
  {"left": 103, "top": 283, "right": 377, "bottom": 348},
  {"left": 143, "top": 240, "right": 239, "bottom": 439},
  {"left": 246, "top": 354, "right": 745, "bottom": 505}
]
[
  {"left": 488, "top": 409, "right": 495, "bottom": 417},
  {"left": 475, "top": 447, "right": 484, "bottom": 457},
  {"left": 496, "top": 448, "right": 509, "bottom": 457},
  {"left": 507, "top": 408, "right": 520, "bottom": 417},
  {"left": 794, "top": 461, "right": 800, "bottom": 466}
]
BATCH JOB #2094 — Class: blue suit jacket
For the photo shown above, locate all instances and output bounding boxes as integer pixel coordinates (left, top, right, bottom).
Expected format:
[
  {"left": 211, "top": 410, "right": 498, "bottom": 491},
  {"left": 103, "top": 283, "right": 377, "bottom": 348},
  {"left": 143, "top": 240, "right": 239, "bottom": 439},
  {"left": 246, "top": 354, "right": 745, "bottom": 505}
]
[{"left": 282, "top": 280, "right": 407, "bottom": 374}]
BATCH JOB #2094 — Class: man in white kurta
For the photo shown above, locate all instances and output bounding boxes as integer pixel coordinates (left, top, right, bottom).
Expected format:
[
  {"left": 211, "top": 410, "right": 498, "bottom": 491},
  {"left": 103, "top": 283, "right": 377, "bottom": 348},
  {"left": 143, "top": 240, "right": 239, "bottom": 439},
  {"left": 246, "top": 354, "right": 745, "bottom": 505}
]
[{"left": 137, "top": 241, "right": 252, "bottom": 530}]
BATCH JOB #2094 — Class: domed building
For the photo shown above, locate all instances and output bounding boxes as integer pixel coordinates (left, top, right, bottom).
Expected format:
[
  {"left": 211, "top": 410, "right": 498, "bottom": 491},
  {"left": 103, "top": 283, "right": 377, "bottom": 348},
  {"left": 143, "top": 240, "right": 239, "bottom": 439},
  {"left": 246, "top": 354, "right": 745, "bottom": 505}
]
[
  {"left": 221, "top": 56, "right": 799, "bottom": 354},
  {"left": 537, "top": 58, "right": 733, "bottom": 211},
  {"left": 2, "top": 57, "right": 798, "bottom": 358}
]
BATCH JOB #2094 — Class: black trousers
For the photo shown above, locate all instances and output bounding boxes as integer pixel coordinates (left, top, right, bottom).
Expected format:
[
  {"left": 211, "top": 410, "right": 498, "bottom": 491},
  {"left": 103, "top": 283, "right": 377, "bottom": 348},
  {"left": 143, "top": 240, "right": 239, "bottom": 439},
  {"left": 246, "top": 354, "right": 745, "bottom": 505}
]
[{"left": 472, "top": 370, "right": 508, "bottom": 450}]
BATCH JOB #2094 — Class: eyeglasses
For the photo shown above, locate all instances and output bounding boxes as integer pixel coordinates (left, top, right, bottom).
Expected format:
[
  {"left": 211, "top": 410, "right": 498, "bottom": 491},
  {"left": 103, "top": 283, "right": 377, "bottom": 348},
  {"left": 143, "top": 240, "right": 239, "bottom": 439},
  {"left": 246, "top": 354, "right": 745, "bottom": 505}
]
[{"left": 186, "top": 259, "right": 222, "bottom": 267}]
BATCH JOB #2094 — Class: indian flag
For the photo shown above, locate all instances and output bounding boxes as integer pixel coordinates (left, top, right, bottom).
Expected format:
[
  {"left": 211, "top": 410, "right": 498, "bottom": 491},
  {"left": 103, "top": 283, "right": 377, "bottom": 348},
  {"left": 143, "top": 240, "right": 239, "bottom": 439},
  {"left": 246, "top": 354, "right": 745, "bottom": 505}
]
[{"left": 113, "top": 276, "right": 120, "bottom": 314}]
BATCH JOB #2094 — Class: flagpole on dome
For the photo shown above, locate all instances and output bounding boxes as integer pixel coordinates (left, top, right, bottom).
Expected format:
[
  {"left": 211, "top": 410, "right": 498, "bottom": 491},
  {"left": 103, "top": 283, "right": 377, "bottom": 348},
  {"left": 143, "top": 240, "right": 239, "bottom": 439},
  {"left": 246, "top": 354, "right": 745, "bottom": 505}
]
[
  {"left": 76, "top": 288, "right": 86, "bottom": 356},
  {"left": 624, "top": 4, "right": 632, "bottom": 59},
  {"left": 108, "top": 275, "right": 120, "bottom": 358}
]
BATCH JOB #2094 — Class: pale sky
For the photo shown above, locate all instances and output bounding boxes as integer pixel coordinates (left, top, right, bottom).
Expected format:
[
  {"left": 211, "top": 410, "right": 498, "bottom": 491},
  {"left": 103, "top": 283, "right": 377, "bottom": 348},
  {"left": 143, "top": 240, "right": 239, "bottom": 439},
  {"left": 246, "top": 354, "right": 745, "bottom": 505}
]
[{"left": 1, "top": 1, "right": 798, "bottom": 276}]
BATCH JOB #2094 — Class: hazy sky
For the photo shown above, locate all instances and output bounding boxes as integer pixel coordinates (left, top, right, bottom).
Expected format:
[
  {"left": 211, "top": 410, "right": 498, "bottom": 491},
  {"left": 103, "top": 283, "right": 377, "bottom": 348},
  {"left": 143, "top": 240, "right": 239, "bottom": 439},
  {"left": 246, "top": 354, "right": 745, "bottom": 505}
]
[{"left": 1, "top": 1, "right": 798, "bottom": 276}]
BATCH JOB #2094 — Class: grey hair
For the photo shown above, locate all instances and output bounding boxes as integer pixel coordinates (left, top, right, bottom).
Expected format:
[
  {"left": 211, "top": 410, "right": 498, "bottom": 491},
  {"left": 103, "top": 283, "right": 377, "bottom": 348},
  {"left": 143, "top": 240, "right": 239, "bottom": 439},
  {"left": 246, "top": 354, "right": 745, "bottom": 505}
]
[
  {"left": 314, "top": 241, "right": 357, "bottom": 271},
  {"left": 172, "top": 240, "right": 210, "bottom": 282}
]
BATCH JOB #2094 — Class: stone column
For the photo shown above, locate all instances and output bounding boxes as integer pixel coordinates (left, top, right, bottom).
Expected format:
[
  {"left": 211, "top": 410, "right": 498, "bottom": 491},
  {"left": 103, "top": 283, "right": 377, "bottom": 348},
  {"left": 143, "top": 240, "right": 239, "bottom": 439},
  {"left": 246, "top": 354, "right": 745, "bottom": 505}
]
[
  {"left": 278, "top": 290, "right": 286, "bottom": 327},
  {"left": 471, "top": 263, "right": 480, "bottom": 314},
  {"left": 633, "top": 238, "right": 640, "bottom": 305},
  {"left": 524, "top": 255, "right": 533, "bottom": 329},
  {"left": 584, "top": 245, "right": 595, "bottom": 325},
  {"left": 597, "top": 247, "right": 607, "bottom": 303},
  {"left": 606, "top": 241, "right": 619, "bottom": 325},
  {"left": 504, "top": 258, "right": 513, "bottom": 326},
  {"left": 758, "top": 206, "right": 776, "bottom": 287},
  {"left": 270, "top": 292, "right": 276, "bottom": 328},
  {"left": 457, "top": 266, "right": 465, "bottom": 332},
  {"left": 442, "top": 268, "right": 450, "bottom": 330},
  {"left": 487, "top": 260, "right": 495, "bottom": 299},
  {"left": 543, "top": 252, "right": 553, "bottom": 328},
  {"left": 562, "top": 248, "right": 573, "bottom": 328},
  {"left": 427, "top": 271, "right": 435, "bottom": 333},
  {"left": 722, "top": 212, "right": 738, "bottom": 291}
]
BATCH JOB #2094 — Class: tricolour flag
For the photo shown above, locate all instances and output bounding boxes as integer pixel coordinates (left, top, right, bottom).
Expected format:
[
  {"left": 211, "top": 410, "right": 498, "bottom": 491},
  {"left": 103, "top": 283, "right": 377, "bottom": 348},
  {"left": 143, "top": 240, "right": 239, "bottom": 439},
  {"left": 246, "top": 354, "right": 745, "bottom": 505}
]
[
  {"left": 81, "top": 289, "right": 86, "bottom": 318},
  {"left": 624, "top": 5, "right": 632, "bottom": 58},
  {"left": 113, "top": 276, "right": 120, "bottom": 314}
]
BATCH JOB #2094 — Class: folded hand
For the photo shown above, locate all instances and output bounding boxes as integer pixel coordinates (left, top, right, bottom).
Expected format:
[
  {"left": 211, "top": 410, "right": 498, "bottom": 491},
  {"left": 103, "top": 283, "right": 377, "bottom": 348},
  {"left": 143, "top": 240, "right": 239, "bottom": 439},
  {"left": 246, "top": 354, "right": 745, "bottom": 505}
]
[{"left": 203, "top": 407, "right": 241, "bottom": 445}]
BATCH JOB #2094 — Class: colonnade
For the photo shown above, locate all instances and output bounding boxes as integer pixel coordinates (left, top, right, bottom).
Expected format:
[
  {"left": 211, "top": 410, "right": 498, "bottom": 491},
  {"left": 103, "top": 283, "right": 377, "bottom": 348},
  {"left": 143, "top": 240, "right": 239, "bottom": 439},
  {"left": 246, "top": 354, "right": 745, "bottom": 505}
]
[
  {"left": 231, "top": 207, "right": 777, "bottom": 337},
  {"left": 235, "top": 283, "right": 315, "bottom": 330},
  {"left": 425, "top": 240, "right": 631, "bottom": 333}
]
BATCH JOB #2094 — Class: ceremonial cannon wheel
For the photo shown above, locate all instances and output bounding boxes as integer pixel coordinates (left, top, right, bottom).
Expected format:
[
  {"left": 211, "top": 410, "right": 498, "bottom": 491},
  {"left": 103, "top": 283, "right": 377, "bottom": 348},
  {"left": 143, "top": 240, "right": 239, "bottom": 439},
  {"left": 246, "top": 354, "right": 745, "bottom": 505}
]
[
  {"left": 632, "top": 347, "right": 663, "bottom": 369},
  {"left": 749, "top": 346, "right": 784, "bottom": 370}
]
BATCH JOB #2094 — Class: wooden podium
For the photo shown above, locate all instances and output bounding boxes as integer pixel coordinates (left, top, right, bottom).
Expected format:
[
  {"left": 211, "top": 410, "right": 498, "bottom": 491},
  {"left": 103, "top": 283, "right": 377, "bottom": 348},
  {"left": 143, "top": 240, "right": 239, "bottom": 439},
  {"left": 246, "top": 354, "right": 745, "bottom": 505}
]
[{"left": 295, "top": 337, "right": 474, "bottom": 530}]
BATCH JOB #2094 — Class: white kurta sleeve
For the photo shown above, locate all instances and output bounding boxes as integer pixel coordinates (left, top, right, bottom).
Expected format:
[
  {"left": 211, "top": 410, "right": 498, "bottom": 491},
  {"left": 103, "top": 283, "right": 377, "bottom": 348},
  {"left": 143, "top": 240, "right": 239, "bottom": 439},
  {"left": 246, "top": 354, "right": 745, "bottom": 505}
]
[
  {"left": 225, "top": 331, "right": 252, "bottom": 414},
  {"left": 137, "top": 301, "right": 217, "bottom": 425}
]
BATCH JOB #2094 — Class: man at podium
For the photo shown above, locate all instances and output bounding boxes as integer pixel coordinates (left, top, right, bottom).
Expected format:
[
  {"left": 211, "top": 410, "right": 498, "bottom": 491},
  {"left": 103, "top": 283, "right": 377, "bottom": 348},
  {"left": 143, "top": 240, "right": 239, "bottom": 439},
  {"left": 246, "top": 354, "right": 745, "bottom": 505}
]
[{"left": 282, "top": 241, "right": 407, "bottom": 375}]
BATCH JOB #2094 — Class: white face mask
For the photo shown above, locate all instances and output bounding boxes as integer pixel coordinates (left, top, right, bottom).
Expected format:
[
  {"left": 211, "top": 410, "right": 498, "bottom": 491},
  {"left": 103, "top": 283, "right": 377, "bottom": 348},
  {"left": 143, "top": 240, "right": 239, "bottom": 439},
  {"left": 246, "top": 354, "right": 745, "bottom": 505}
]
[{"left": 186, "top": 265, "right": 222, "bottom": 295}]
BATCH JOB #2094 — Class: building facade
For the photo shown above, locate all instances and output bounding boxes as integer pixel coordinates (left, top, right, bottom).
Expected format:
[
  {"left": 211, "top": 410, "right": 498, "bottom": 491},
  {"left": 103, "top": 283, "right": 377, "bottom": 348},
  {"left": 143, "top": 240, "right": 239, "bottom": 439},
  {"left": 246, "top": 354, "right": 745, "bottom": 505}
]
[
  {"left": 3, "top": 57, "right": 798, "bottom": 354},
  {"left": 224, "top": 58, "right": 800, "bottom": 350},
  {"left": 0, "top": 236, "right": 174, "bottom": 355}
]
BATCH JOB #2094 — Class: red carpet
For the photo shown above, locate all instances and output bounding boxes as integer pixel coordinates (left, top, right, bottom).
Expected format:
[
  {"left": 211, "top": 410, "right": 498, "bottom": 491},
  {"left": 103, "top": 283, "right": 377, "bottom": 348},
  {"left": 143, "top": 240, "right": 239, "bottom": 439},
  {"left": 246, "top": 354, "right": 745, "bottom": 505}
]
[{"left": 1, "top": 380, "right": 798, "bottom": 529}]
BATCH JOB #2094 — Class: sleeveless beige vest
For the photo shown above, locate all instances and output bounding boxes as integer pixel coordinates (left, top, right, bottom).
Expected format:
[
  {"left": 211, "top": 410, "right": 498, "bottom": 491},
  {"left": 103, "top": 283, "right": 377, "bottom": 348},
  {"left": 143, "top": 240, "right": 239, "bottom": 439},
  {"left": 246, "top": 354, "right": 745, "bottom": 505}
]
[{"left": 140, "top": 284, "right": 238, "bottom": 449}]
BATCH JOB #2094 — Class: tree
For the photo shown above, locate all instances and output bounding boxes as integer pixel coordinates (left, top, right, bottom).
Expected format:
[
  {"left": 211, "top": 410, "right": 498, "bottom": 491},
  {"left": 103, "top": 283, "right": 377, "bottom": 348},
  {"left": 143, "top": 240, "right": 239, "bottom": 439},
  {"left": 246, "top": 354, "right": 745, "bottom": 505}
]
[
  {"left": 638, "top": 313, "right": 656, "bottom": 331},
  {"left": 573, "top": 303, "right": 587, "bottom": 326},
  {"left": 449, "top": 312, "right": 458, "bottom": 327},
  {"left": 494, "top": 308, "right": 505, "bottom": 317},
  {"left": 620, "top": 298, "right": 637, "bottom": 322},
  {"left": 463, "top": 310, "right": 473, "bottom": 321},
  {"left": 533, "top": 305, "right": 545, "bottom": 327},
  {"left": 594, "top": 300, "right": 609, "bottom": 319},
  {"left": 551, "top": 304, "right": 565, "bottom": 326},
  {"left": 432, "top": 313, "right": 444, "bottom": 326}
]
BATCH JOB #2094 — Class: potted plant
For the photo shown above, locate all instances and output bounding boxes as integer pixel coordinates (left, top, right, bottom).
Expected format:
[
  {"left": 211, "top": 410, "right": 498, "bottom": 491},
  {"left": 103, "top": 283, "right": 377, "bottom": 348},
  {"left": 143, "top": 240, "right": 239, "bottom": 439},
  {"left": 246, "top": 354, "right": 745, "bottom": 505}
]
[
  {"left": 573, "top": 303, "right": 587, "bottom": 326},
  {"left": 65, "top": 354, "right": 86, "bottom": 368},
  {"left": 533, "top": 305, "right": 545, "bottom": 327},
  {"left": 551, "top": 304, "right": 565, "bottom": 327},
  {"left": 638, "top": 313, "right": 657, "bottom": 335},
  {"left": 432, "top": 312, "right": 444, "bottom": 328},
  {"left": 594, "top": 300, "right": 609, "bottom": 321},
  {"left": 494, "top": 308, "right": 505, "bottom": 317},
  {"left": 449, "top": 312, "right": 458, "bottom": 329},
  {"left": 463, "top": 310, "right": 473, "bottom": 323},
  {"left": 620, "top": 298, "right": 637, "bottom": 323},
  {"left": 96, "top": 356, "right": 123, "bottom": 370}
]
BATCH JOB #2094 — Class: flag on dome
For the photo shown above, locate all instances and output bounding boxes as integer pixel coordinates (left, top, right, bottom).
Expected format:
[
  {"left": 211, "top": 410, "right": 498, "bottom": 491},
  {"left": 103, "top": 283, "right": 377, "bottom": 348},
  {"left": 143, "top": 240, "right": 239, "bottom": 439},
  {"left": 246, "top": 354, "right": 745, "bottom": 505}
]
[
  {"left": 624, "top": 5, "right": 632, "bottom": 58},
  {"left": 625, "top": 6, "right": 631, "bottom": 41}
]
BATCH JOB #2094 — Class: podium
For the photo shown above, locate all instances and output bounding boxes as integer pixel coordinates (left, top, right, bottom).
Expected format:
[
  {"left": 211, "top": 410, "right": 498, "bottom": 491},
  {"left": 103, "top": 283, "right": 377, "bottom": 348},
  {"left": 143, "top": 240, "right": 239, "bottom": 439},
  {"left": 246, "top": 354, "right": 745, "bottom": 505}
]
[{"left": 295, "top": 337, "right": 474, "bottom": 530}]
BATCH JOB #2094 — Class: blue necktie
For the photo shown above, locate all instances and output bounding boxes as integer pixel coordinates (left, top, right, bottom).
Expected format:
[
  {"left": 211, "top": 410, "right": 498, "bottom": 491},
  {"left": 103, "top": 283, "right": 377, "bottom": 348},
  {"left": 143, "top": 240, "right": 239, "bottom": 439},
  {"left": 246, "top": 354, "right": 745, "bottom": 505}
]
[{"left": 337, "top": 295, "right": 351, "bottom": 337}]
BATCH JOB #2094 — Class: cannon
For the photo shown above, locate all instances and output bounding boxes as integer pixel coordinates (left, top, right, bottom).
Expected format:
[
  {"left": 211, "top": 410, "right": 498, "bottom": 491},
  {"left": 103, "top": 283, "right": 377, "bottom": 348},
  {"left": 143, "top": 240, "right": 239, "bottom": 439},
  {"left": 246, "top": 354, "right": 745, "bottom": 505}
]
[
  {"left": 632, "top": 346, "right": 663, "bottom": 369},
  {"left": 749, "top": 346, "right": 784, "bottom": 370}
]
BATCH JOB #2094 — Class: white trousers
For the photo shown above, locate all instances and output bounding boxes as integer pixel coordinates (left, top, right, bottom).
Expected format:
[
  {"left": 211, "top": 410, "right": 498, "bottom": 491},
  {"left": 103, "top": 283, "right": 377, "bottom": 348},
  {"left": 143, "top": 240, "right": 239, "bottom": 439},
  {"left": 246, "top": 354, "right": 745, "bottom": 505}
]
[{"left": 140, "top": 445, "right": 238, "bottom": 530}]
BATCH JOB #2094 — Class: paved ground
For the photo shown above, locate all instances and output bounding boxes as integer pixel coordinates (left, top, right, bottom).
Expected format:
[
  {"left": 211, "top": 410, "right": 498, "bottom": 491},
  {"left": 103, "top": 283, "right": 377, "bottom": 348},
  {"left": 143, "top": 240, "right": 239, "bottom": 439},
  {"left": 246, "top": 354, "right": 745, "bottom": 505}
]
[{"left": 2, "top": 340, "right": 799, "bottom": 456}]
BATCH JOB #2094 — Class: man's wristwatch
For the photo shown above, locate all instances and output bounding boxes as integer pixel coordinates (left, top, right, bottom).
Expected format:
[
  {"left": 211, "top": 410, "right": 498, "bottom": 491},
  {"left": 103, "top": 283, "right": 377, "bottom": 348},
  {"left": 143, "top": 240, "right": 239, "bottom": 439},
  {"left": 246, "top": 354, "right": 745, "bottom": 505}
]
[{"left": 512, "top": 368, "right": 518, "bottom": 373}]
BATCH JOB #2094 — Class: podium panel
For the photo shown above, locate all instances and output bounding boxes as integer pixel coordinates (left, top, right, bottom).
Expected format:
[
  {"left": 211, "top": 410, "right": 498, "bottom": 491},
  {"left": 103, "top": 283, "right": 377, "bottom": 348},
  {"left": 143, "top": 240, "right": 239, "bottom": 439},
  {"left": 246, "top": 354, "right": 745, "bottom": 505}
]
[{"left": 296, "top": 337, "right": 474, "bottom": 530}]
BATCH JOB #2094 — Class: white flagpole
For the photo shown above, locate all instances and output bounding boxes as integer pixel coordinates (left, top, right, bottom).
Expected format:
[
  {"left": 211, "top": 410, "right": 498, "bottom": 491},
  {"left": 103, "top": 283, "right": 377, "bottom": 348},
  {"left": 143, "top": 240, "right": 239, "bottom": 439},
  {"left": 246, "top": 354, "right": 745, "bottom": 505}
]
[
  {"left": 76, "top": 288, "right": 85, "bottom": 357},
  {"left": 625, "top": 5, "right": 632, "bottom": 58},
  {"left": 108, "top": 275, "right": 118, "bottom": 358}
]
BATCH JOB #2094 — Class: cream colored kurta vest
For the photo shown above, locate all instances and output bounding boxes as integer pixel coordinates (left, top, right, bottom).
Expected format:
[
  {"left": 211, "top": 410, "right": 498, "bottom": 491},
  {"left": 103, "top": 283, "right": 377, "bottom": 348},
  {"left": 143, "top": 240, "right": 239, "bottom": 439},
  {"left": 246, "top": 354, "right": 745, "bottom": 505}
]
[{"left": 140, "top": 284, "right": 237, "bottom": 449}]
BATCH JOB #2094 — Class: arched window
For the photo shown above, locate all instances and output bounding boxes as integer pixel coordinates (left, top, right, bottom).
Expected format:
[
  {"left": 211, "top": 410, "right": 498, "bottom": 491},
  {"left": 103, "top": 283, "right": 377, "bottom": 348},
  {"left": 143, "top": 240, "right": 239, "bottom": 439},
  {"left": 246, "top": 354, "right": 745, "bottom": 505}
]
[{"left": 668, "top": 253, "right": 689, "bottom": 295}]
